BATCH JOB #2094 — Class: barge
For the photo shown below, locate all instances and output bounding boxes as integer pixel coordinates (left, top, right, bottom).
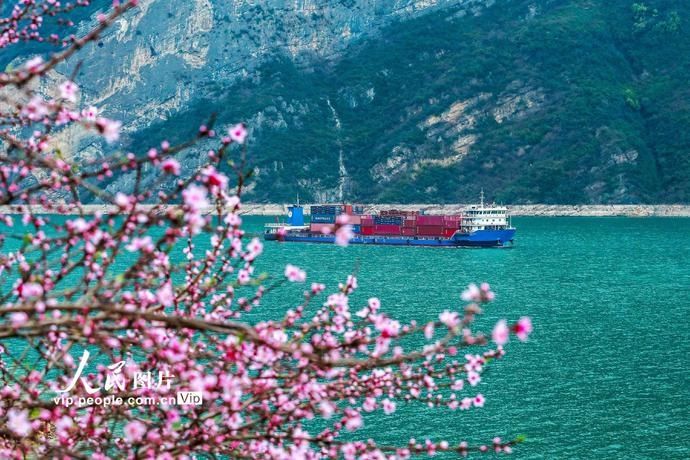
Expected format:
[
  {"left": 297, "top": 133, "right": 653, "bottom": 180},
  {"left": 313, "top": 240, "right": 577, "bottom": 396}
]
[{"left": 264, "top": 193, "right": 515, "bottom": 248}]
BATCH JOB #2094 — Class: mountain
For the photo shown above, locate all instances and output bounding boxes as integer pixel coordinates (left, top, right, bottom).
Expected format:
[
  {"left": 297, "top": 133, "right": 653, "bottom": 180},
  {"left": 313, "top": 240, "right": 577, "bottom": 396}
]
[{"left": 21, "top": 0, "right": 690, "bottom": 204}]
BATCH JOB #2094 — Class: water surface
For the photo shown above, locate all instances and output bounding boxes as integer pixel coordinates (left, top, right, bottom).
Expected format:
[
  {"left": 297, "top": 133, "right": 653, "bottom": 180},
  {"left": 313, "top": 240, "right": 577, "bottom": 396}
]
[{"left": 249, "top": 217, "right": 690, "bottom": 459}]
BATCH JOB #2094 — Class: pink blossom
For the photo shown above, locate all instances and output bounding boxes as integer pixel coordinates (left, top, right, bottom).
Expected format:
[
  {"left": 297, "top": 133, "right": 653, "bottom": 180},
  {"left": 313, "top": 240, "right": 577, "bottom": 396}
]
[
  {"left": 161, "top": 158, "right": 181, "bottom": 175},
  {"left": 114, "top": 192, "right": 130, "bottom": 208},
  {"left": 245, "top": 238, "right": 263, "bottom": 261},
  {"left": 335, "top": 224, "right": 354, "bottom": 247},
  {"left": 237, "top": 269, "right": 250, "bottom": 284},
  {"left": 424, "top": 322, "right": 435, "bottom": 339},
  {"left": 514, "top": 316, "right": 533, "bottom": 342},
  {"left": 362, "top": 397, "right": 376, "bottom": 412},
  {"left": 284, "top": 264, "right": 306, "bottom": 282},
  {"left": 319, "top": 401, "right": 335, "bottom": 419},
  {"left": 10, "top": 312, "right": 29, "bottom": 328},
  {"left": 467, "top": 371, "right": 481, "bottom": 387},
  {"left": 21, "top": 96, "right": 49, "bottom": 121},
  {"left": 461, "top": 282, "right": 494, "bottom": 302},
  {"left": 341, "top": 443, "right": 357, "bottom": 459},
  {"left": 24, "top": 56, "right": 43, "bottom": 73},
  {"left": 7, "top": 409, "right": 31, "bottom": 437},
  {"left": 461, "top": 283, "right": 480, "bottom": 302},
  {"left": 425, "top": 439, "right": 436, "bottom": 455},
  {"left": 59, "top": 80, "right": 79, "bottom": 103},
  {"left": 311, "top": 283, "right": 326, "bottom": 294},
  {"left": 203, "top": 166, "right": 228, "bottom": 190},
  {"left": 451, "top": 379, "right": 464, "bottom": 391},
  {"left": 81, "top": 106, "right": 98, "bottom": 121},
  {"left": 492, "top": 319, "right": 509, "bottom": 346},
  {"left": 473, "top": 394, "right": 485, "bottom": 407},
  {"left": 480, "top": 282, "right": 495, "bottom": 301},
  {"left": 185, "top": 212, "right": 206, "bottom": 235},
  {"left": 68, "top": 218, "right": 90, "bottom": 233},
  {"left": 156, "top": 282, "right": 174, "bottom": 307},
  {"left": 55, "top": 416, "right": 73, "bottom": 438},
  {"left": 124, "top": 420, "right": 146, "bottom": 442},
  {"left": 126, "top": 236, "right": 153, "bottom": 252},
  {"left": 344, "top": 411, "right": 362, "bottom": 431},
  {"left": 439, "top": 310, "right": 460, "bottom": 329},
  {"left": 375, "top": 315, "right": 401, "bottom": 338},
  {"left": 19, "top": 282, "right": 43, "bottom": 299},
  {"left": 382, "top": 399, "right": 396, "bottom": 415},
  {"left": 226, "top": 412, "right": 244, "bottom": 430},
  {"left": 97, "top": 118, "right": 121, "bottom": 143},
  {"left": 228, "top": 123, "right": 247, "bottom": 144},
  {"left": 182, "top": 185, "right": 209, "bottom": 211}
]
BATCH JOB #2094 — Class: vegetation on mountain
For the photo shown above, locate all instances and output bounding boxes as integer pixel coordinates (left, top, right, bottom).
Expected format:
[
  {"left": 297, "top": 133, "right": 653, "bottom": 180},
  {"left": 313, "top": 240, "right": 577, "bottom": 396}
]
[{"left": 34, "top": 0, "right": 690, "bottom": 204}]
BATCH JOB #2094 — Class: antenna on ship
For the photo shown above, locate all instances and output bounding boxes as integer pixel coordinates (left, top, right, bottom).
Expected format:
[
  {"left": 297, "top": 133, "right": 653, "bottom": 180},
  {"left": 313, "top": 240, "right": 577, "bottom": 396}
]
[
  {"left": 480, "top": 188, "right": 484, "bottom": 208},
  {"left": 296, "top": 192, "right": 300, "bottom": 206}
]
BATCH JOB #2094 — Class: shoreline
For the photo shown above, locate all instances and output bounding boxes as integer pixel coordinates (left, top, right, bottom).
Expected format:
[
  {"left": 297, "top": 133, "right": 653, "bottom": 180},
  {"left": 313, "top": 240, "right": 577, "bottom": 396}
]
[{"left": 1, "top": 204, "right": 690, "bottom": 217}]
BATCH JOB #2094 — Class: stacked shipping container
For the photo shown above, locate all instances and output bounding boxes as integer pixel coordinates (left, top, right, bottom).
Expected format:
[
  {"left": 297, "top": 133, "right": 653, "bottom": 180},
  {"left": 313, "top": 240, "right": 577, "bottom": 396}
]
[
  {"left": 310, "top": 204, "right": 367, "bottom": 234},
  {"left": 310, "top": 204, "right": 341, "bottom": 231},
  {"left": 308, "top": 205, "right": 462, "bottom": 239}
]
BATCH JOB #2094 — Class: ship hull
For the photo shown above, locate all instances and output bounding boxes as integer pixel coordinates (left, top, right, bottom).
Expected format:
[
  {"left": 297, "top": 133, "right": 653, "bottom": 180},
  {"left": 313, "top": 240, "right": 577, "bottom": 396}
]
[{"left": 264, "top": 228, "right": 515, "bottom": 248}]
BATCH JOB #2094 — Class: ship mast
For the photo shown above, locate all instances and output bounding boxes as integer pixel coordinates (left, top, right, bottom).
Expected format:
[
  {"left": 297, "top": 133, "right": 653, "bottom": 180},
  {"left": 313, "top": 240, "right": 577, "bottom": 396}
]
[{"left": 480, "top": 188, "right": 484, "bottom": 208}]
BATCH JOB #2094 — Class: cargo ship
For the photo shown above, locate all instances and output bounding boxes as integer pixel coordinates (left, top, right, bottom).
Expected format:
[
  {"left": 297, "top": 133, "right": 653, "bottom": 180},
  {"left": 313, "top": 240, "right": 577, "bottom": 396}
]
[{"left": 264, "top": 193, "right": 516, "bottom": 248}]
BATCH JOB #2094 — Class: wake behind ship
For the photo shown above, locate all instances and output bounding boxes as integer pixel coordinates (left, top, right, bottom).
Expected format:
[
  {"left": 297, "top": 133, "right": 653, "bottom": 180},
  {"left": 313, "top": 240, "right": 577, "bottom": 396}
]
[{"left": 264, "top": 194, "right": 515, "bottom": 248}]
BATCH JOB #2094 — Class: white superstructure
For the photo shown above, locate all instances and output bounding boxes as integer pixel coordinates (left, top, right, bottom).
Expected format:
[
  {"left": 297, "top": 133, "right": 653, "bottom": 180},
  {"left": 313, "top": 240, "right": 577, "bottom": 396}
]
[{"left": 461, "top": 191, "right": 511, "bottom": 232}]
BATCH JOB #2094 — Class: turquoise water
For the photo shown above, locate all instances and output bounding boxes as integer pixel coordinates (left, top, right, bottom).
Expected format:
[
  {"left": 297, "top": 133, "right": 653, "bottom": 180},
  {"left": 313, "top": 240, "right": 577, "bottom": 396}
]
[
  {"left": 248, "top": 216, "right": 690, "bottom": 459},
  {"left": 3, "top": 216, "right": 690, "bottom": 458}
]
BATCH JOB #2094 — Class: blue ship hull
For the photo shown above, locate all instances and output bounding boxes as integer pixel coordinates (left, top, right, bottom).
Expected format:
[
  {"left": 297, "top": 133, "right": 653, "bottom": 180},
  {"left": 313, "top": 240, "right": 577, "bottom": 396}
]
[{"left": 264, "top": 228, "right": 515, "bottom": 248}]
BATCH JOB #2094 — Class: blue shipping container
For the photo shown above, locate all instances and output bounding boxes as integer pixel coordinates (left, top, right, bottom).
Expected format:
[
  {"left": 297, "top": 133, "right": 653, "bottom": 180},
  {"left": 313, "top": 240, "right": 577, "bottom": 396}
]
[
  {"left": 374, "top": 216, "right": 403, "bottom": 225},
  {"left": 311, "top": 214, "right": 336, "bottom": 223}
]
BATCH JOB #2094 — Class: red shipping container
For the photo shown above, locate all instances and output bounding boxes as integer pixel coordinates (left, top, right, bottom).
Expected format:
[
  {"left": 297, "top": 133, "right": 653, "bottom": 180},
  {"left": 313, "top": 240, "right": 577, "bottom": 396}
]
[
  {"left": 443, "top": 228, "right": 458, "bottom": 237},
  {"left": 416, "top": 225, "right": 445, "bottom": 236},
  {"left": 361, "top": 216, "right": 374, "bottom": 225},
  {"left": 360, "top": 225, "right": 374, "bottom": 235},
  {"left": 348, "top": 215, "right": 361, "bottom": 225},
  {"left": 403, "top": 218, "right": 417, "bottom": 227},
  {"left": 344, "top": 205, "right": 353, "bottom": 215},
  {"left": 374, "top": 224, "right": 401, "bottom": 235},
  {"left": 401, "top": 227, "right": 416, "bottom": 236},
  {"left": 310, "top": 223, "right": 334, "bottom": 234},
  {"left": 417, "top": 215, "right": 444, "bottom": 226}
]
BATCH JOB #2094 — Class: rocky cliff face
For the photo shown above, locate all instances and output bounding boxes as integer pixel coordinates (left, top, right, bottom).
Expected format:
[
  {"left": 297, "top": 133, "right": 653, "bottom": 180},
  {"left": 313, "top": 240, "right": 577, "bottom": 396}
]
[
  {"left": 58, "top": 0, "right": 482, "bottom": 138},
  {"left": 23, "top": 0, "right": 690, "bottom": 204},
  {"left": 44, "top": 0, "right": 493, "bottom": 200}
]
